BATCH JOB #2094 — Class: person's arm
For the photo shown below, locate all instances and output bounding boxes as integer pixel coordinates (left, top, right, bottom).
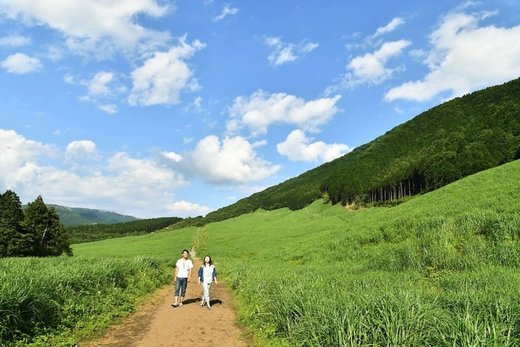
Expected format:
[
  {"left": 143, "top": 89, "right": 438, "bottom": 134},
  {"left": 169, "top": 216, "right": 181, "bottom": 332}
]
[
  {"left": 187, "top": 261, "right": 193, "bottom": 282},
  {"left": 174, "top": 264, "right": 179, "bottom": 280},
  {"left": 213, "top": 267, "right": 218, "bottom": 285},
  {"left": 197, "top": 267, "right": 202, "bottom": 284}
]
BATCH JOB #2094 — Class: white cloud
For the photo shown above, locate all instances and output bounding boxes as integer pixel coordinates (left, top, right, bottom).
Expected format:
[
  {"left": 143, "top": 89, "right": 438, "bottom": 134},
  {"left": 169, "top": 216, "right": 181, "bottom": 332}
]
[
  {"left": 86, "top": 71, "right": 114, "bottom": 96},
  {"left": 161, "top": 151, "right": 182, "bottom": 162},
  {"left": 0, "top": 34, "right": 31, "bottom": 47},
  {"left": 178, "top": 135, "right": 280, "bottom": 184},
  {"left": 73, "top": 71, "right": 121, "bottom": 113},
  {"left": 227, "top": 90, "right": 342, "bottom": 136},
  {"left": 0, "top": 129, "right": 54, "bottom": 187},
  {"left": 98, "top": 104, "right": 118, "bottom": 114},
  {"left": 183, "top": 96, "right": 206, "bottom": 114},
  {"left": 166, "top": 200, "right": 212, "bottom": 217},
  {"left": 0, "top": 128, "right": 189, "bottom": 217},
  {"left": 265, "top": 37, "right": 319, "bottom": 66},
  {"left": 343, "top": 40, "right": 411, "bottom": 87},
  {"left": 277, "top": 130, "right": 350, "bottom": 163},
  {"left": 213, "top": 4, "right": 239, "bottom": 22},
  {"left": 0, "top": 0, "right": 171, "bottom": 55},
  {"left": 107, "top": 152, "right": 184, "bottom": 189},
  {"left": 252, "top": 140, "right": 268, "bottom": 148},
  {"left": 385, "top": 11, "right": 520, "bottom": 102},
  {"left": 372, "top": 17, "right": 405, "bottom": 39},
  {"left": 1, "top": 53, "right": 42, "bottom": 74},
  {"left": 66, "top": 140, "right": 97, "bottom": 160},
  {"left": 128, "top": 38, "right": 206, "bottom": 106}
]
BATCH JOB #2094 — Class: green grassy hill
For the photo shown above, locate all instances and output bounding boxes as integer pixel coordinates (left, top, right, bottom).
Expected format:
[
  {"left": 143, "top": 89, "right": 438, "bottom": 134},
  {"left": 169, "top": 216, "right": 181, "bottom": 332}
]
[
  {"left": 4, "top": 160, "right": 520, "bottom": 346},
  {"left": 47, "top": 204, "right": 139, "bottom": 226},
  {"left": 74, "top": 159, "right": 520, "bottom": 346},
  {"left": 185, "top": 77, "right": 520, "bottom": 227}
]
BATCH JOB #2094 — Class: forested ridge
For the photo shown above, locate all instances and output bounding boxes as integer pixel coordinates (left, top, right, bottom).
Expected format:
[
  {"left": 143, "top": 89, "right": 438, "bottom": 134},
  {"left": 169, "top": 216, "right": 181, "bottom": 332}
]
[
  {"left": 66, "top": 216, "right": 182, "bottom": 243},
  {"left": 175, "top": 77, "right": 520, "bottom": 227}
]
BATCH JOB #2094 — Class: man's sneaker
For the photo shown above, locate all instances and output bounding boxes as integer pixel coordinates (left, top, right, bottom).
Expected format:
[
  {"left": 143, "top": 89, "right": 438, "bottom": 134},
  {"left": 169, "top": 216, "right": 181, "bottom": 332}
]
[{"left": 179, "top": 302, "right": 183, "bottom": 307}]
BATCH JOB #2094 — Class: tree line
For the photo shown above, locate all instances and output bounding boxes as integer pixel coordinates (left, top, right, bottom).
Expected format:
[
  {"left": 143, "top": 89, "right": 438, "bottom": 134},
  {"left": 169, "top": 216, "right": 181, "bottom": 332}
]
[
  {"left": 0, "top": 190, "right": 71, "bottom": 257},
  {"left": 66, "top": 216, "right": 183, "bottom": 243}
]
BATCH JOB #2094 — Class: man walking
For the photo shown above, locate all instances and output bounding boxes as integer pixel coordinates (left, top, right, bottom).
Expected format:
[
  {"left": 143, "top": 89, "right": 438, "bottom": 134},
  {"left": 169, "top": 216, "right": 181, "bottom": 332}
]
[{"left": 172, "top": 249, "right": 193, "bottom": 307}]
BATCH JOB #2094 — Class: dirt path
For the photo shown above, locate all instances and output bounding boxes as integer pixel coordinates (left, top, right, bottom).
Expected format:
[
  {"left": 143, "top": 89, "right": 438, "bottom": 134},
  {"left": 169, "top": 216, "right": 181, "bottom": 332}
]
[{"left": 83, "top": 257, "right": 248, "bottom": 347}]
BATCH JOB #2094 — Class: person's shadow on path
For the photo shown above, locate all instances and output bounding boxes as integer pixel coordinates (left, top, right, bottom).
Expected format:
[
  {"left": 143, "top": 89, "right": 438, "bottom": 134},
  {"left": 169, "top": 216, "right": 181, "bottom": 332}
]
[{"left": 181, "top": 298, "right": 223, "bottom": 306}]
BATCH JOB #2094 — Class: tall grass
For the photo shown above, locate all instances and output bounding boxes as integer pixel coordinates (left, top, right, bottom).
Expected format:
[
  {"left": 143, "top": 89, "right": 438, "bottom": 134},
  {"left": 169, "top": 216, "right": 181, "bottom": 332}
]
[
  {"left": 0, "top": 226, "right": 195, "bottom": 346},
  {"left": 205, "top": 160, "right": 520, "bottom": 346},
  {"left": 4, "top": 160, "right": 519, "bottom": 346},
  {"left": 0, "top": 256, "right": 167, "bottom": 346}
]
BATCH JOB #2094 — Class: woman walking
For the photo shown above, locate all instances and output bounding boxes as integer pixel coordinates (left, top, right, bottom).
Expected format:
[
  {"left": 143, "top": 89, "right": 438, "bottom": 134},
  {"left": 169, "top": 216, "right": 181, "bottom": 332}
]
[{"left": 198, "top": 255, "right": 218, "bottom": 310}]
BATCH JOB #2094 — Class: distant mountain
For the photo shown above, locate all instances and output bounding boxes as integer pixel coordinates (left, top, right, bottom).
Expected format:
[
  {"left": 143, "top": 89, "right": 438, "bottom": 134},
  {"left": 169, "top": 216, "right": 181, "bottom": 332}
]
[{"left": 47, "top": 204, "right": 139, "bottom": 226}]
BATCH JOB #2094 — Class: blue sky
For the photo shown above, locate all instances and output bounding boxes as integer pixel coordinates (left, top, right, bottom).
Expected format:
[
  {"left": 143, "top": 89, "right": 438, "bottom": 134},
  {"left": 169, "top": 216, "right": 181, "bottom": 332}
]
[{"left": 1, "top": 0, "right": 520, "bottom": 218}]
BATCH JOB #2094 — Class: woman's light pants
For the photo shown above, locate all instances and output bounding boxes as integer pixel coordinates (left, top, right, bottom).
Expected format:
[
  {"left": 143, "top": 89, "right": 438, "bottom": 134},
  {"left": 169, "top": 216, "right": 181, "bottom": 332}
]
[{"left": 201, "top": 282, "right": 211, "bottom": 305}]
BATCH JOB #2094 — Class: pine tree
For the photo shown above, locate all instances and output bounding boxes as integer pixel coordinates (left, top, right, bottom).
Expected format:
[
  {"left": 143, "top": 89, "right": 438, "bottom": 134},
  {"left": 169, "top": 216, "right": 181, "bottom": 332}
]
[
  {"left": 21, "top": 196, "right": 72, "bottom": 256},
  {"left": 0, "top": 190, "right": 25, "bottom": 257}
]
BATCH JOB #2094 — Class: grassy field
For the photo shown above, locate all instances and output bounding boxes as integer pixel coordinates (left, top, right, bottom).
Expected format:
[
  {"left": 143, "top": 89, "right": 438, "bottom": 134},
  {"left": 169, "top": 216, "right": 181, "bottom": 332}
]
[
  {"left": 78, "top": 158, "right": 520, "bottom": 346},
  {"left": 0, "top": 227, "right": 195, "bottom": 346},
  {"left": 200, "top": 159, "right": 520, "bottom": 346},
  {"left": 2, "top": 160, "right": 520, "bottom": 346}
]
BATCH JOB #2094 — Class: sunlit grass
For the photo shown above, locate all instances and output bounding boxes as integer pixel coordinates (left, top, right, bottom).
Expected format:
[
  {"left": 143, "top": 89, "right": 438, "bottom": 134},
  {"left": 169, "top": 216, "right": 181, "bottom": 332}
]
[
  {"left": 0, "top": 227, "right": 195, "bottom": 346},
  {"left": 204, "top": 159, "right": 520, "bottom": 346},
  {"left": 2, "top": 160, "right": 520, "bottom": 346}
]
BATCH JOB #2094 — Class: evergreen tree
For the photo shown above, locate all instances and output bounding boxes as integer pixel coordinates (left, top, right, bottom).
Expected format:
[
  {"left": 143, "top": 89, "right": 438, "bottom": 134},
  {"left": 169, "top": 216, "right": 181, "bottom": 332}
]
[
  {"left": 0, "top": 190, "right": 25, "bottom": 256},
  {"left": 21, "top": 196, "right": 72, "bottom": 256}
]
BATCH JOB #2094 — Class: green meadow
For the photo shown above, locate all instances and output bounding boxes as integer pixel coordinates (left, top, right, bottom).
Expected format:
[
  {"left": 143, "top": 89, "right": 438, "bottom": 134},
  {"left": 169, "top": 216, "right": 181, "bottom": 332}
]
[
  {"left": 2, "top": 159, "right": 520, "bottom": 346},
  {"left": 198, "top": 159, "right": 520, "bottom": 346},
  {"left": 0, "top": 228, "right": 194, "bottom": 346}
]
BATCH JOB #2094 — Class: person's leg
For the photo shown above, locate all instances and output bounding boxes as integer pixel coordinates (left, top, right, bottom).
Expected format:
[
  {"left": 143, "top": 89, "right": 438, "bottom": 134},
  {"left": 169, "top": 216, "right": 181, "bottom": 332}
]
[
  {"left": 179, "top": 278, "right": 187, "bottom": 305},
  {"left": 173, "top": 278, "right": 182, "bottom": 306},
  {"left": 200, "top": 282, "right": 205, "bottom": 306},
  {"left": 202, "top": 282, "right": 209, "bottom": 304},
  {"left": 205, "top": 283, "right": 211, "bottom": 309}
]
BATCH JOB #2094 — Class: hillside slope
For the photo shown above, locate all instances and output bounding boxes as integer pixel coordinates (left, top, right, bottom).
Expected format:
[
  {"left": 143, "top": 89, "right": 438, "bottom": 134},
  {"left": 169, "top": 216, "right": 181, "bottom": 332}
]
[
  {"left": 75, "top": 159, "right": 520, "bottom": 346},
  {"left": 195, "top": 77, "right": 520, "bottom": 225}
]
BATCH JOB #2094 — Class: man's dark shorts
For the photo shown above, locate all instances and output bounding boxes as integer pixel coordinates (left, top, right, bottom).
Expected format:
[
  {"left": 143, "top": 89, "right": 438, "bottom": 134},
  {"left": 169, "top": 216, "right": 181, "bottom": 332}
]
[{"left": 175, "top": 277, "right": 188, "bottom": 296}]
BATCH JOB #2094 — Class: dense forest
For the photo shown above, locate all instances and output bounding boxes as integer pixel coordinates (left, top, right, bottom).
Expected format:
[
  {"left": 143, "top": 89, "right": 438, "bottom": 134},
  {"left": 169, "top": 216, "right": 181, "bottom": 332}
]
[
  {"left": 173, "top": 77, "right": 520, "bottom": 228},
  {"left": 0, "top": 190, "right": 71, "bottom": 257},
  {"left": 66, "top": 216, "right": 182, "bottom": 243}
]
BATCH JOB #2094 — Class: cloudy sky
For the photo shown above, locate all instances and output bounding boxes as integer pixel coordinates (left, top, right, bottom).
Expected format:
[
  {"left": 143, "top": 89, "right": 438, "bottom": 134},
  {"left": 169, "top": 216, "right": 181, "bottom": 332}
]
[{"left": 1, "top": 0, "right": 520, "bottom": 218}]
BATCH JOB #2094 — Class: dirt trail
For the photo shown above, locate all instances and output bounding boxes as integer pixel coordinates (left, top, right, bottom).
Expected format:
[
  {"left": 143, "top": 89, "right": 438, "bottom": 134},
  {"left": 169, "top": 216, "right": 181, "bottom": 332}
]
[{"left": 83, "top": 257, "right": 248, "bottom": 347}]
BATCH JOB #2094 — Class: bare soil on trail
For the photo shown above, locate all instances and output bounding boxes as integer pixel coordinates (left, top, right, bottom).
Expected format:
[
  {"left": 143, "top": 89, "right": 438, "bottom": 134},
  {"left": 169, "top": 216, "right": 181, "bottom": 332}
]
[{"left": 82, "top": 258, "right": 248, "bottom": 347}]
